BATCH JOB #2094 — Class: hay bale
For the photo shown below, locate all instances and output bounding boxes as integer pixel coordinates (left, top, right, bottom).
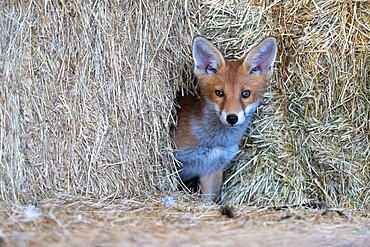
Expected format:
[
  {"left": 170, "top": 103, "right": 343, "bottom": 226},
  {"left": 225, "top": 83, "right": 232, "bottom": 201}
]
[
  {"left": 0, "top": 1, "right": 185, "bottom": 203},
  {"left": 183, "top": 0, "right": 369, "bottom": 208},
  {"left": 1, "top": 0, "right": 368, "bottom": 208}
]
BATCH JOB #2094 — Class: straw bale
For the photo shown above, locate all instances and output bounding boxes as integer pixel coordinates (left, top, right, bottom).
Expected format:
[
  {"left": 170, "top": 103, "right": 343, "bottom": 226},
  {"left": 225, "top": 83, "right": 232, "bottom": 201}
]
[
  {"left": 0, "top": 1, "right": 185, "bottom": 203},
  {"left": 0, "top": 0, "right": 369, "bottom": 208},
  {"left": 192, "top": 0, "right": 369, "bottom": 208},
  {"left": 179, "top": 1, "right": 369, "bottom": 208}
]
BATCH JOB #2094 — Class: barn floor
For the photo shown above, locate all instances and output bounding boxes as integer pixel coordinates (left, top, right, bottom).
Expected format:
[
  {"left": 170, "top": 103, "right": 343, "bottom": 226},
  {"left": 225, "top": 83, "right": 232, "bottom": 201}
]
[{"left": 1, "top": 196, "right": 369, "bottom": 247}]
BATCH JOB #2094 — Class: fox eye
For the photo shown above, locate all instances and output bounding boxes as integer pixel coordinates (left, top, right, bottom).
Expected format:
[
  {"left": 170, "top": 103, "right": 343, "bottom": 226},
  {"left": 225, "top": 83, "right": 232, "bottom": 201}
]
[
  {"left": 250, "top": 67, "right": 259, "bottom": 74},
  {"left": 215, "top": 90, "right": 224, "bottom": 97},
  {"left": 241, "top": 90, "right": 250, "bottom": 98}
]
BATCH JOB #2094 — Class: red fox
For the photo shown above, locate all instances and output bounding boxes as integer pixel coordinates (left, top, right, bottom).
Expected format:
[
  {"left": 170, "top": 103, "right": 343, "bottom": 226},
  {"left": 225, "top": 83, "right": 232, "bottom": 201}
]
[{"left": 175, "top": 36, "right": 277, "bottom": 202}]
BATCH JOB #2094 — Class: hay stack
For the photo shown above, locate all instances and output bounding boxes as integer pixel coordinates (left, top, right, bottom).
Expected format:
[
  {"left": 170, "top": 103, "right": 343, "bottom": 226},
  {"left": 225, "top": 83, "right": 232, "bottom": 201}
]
[
  {"left": 184, "top": 0, "right": 369, "bottom": 208},
  {"left": 1, "top": 1, "right": 369, "bottom": 208},
  {"left": 0, "top": 1, "right": 185, "bottom": 203}
]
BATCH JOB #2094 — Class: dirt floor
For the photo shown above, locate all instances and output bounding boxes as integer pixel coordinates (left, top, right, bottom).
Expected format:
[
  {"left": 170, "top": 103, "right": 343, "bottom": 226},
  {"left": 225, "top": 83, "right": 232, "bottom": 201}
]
[{"left": 1, "top": 196, "right": 369, "bottom": 247}]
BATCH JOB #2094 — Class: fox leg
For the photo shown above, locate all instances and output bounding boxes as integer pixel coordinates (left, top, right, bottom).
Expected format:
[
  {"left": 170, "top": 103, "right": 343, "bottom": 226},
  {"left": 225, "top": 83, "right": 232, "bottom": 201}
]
[{"left": 199, "top": 169, "right": 224, "bottom": 203}]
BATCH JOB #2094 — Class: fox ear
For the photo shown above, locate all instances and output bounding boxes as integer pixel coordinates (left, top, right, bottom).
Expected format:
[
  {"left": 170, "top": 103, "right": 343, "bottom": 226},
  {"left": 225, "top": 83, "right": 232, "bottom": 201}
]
[
  {"left": 193, "top": 36, "right": 225, "bottom": 76},
  {"left": 243, "top": 37, "right": 277, "bottom": 76}
]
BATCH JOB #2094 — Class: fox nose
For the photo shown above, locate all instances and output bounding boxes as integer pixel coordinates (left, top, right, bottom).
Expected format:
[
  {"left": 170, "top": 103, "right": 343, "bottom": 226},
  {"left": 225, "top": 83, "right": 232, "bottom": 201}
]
[{"left": 226, "top": 114, "right": 238, "bottom": 125}]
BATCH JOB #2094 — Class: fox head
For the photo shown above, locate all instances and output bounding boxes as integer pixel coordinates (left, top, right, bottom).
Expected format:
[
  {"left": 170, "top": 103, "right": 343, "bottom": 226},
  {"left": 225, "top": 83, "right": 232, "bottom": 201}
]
[{"left": 192, "top": 36, "right": 277, "bottom": 127}]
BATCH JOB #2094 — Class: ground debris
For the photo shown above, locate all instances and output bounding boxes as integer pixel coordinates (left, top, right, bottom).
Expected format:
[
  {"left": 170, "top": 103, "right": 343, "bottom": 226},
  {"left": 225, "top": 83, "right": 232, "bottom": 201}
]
[
  {"left": 220, "top": 205, "right": 235, "bottom": 218},
  {"left": 1, "top": 199, "right": 368, "bottom": 247}
]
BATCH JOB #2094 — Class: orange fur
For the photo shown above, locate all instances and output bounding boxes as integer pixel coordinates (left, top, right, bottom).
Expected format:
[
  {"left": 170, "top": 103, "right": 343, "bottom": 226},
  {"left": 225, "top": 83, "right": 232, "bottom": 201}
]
[
  {"left": 196, "top": 53, "right": 272, "bottom": 119},
  {"left": 176, "top": 58, "right": 271, "bottom": 136},
  {"left": 175, "top": 95, "right": 200, "bottom": 148}
]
